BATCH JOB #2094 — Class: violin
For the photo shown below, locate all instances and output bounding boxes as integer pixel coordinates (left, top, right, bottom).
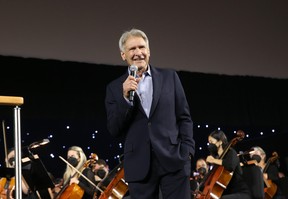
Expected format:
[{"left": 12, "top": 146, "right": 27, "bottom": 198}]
[{"left": 0, "top": 177, "right": 15, "bottom": 199}]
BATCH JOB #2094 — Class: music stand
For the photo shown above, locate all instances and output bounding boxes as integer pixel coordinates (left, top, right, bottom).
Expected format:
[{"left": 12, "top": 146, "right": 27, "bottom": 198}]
[{"left": 21, "top": 154, "right": 55, "bottom": 198}]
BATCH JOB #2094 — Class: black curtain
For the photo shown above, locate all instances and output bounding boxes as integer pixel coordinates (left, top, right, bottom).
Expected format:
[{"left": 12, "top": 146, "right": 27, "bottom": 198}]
[{"left": 1, "top": 55, "right": 287, "bottom": 178}]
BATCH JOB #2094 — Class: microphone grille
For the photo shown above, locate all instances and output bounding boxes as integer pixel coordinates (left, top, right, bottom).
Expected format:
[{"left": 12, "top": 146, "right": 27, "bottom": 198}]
[{"left": 129, "top": 65, "right": 138, "bottom": 72}]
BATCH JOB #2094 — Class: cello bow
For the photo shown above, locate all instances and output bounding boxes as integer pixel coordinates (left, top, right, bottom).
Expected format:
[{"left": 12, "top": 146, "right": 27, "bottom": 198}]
[
  {"left": 2, "top": 120, "right": 9, "bottom": 167},
  {"left": 58, "top": 156, "right": 103, "bottom": 194}
]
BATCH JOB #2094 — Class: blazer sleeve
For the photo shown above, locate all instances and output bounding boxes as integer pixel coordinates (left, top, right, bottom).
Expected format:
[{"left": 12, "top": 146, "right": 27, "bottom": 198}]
[{"left": 105, "top": 77, "right": 136, "bottom": 137}]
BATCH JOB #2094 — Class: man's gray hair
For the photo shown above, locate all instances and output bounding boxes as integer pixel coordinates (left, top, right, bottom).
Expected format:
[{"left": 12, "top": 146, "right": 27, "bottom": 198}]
[{"left": 119, "top": 28, "right": 149, "bottom": 52}]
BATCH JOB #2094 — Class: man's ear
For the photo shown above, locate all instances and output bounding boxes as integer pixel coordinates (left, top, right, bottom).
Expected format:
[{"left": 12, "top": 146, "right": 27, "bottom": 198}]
[{"left": 121, "top": 52, "right": 126, "bottom": 61}]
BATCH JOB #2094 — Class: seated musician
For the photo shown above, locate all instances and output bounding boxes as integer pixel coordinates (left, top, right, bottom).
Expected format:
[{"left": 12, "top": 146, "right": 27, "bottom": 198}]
[
  {"left": 195, "top": 158, "right": 209, "bottom": 183},
  {"left": 93, "top": 159, "right": 109, "bottom": 184},
  {"left": 201, "top": 130, "right": 251, "bottom": 199},
  {"left": 55, "top": 146, "right": 97, "bottom": 199},
  {"left": 3, "top": 148, "right": 38, "bottom": 199},
  {"left": 190, "top": 158, "right": 208, "bottom": 194},
  {"left": 251, "top": 146, "right": 287, "bottom": 199}
]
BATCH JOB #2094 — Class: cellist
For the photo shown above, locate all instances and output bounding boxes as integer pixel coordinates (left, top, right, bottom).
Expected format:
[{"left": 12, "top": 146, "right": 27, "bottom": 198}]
[
  {"left": 250, "top": 146, "right": 287, "bottom": 199},
  {"left": 198, "top": 130, "right": 251, "bottom": 199},
  {"left": 56, "top": 146, "right": 97, "bottom": 199}
]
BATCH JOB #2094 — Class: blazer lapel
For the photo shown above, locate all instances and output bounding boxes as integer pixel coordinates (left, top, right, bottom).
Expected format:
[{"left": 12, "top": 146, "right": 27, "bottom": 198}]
[
  {"left": 119, "top": 67, "right": 162, "bottom": 118},
  {"left": 149, "top": 66, "right": 162, "bottom": 117}
]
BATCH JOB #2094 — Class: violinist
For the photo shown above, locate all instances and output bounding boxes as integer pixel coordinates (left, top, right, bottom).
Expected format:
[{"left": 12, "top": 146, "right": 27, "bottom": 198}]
[
  {"left": 190, "top": 158, "right": 208, "bottom": 197},
  {"left": 202, "top": 130, "right": 251, "bottom": 199},
  {"left": 2, "top": 148, "right": 37, "bottom": 199},
  {"left": 57, "top": 146, "right": 97, "bottom": 199},
  {"left": 195, "top": 158, "right": 209, "bottom": 183}
]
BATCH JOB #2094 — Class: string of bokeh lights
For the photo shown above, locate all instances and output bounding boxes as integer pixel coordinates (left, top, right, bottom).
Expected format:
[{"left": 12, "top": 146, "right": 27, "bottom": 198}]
[
  {"left": 0, "top": 121, "right": 283, "bottom": 176},
  {"left": 2, "top": 123, "right": 279, "bottom": 157}
]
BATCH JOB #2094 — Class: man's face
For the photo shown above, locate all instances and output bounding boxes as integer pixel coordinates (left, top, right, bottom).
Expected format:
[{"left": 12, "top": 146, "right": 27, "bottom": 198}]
[{"left": 120, "top": 36, "right": 150, "bottom": 76}]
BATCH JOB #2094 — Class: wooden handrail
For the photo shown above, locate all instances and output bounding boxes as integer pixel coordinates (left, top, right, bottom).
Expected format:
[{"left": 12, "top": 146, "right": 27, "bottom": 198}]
[{"left": 0, "top": 96, "right": 24, "bottom": 106}]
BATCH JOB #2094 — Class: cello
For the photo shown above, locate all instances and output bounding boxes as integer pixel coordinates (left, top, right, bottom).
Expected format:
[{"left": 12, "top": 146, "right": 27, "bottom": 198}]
[
  {"left": 263, "top": 152, "right": 278, "bottom": 199},
  {"left": 55, "top": 154, "right": 103, "bottom": 199},
  {"left": 196, "top": 130, "right": 245, "bottom": 199},
  {"left": 95, "top": 161, "right": 128, "bottom": 199},
  {"left": 58, "top": 183, "right": 85, "bottom": 199}
]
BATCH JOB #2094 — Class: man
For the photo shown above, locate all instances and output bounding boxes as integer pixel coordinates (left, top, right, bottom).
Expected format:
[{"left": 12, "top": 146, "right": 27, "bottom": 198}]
[{"left": 105, "top": 28, "right": 195, "bottom": 199}]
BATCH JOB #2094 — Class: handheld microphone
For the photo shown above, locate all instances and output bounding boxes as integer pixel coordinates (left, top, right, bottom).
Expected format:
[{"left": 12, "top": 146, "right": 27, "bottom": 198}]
[{"left": 129, "top": 65, "right": 138, "bottom": 102}]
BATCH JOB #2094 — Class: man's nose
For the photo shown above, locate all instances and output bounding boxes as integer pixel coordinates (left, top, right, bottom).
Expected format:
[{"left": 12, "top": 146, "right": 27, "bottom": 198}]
[{"left": 134, "top": 48, "right": 141, "bottom": 55}]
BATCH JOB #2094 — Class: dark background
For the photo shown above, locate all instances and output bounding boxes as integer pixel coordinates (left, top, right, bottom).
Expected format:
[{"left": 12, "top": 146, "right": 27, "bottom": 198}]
[{"left": 1, "top": 55, "right": 288, "bottom": 179}]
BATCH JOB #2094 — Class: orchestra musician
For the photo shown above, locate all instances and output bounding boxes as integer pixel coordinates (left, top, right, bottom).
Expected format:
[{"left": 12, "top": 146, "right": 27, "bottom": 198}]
[
  {"left": 55, "top": 146, "right": 97, "bottom": 199},
  {"left": 190, "top": 158, "right": 209, "bottom": 195},
  {"left": 195, "top": 158, "right": 209, "bottom": 183},
  {"left": 199, "top": 130, "right": 251, "bottom": 199},
  {"left": 92, "top": 159, "right": 109, "bottom": 184},
  {"left": 251, "top": 146, "right": 287, "bottom": 199},
  {"left": 1, "top": 147, "right": 38, "bottom": 199}
]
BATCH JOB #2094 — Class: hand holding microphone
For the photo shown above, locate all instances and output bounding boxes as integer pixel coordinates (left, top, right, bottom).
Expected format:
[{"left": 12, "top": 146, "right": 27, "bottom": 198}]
[{"left": 128, "top": 65, "right": 138, "bottom": 101}]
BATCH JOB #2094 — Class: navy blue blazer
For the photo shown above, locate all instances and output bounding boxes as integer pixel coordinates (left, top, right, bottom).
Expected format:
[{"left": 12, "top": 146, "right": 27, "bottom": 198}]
[{"left": 105, "top": 65, "right": 195, "bottom": 182}]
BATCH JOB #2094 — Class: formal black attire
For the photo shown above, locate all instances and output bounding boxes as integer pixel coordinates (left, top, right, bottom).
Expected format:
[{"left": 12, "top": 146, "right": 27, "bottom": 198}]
[
  {"left": 105, "top": 66, "right": 195, "bottom": 199},
  {"left": 77, "top": 167, "right": 96, "bottom": 199},
  {"left": 220, "top": 148, "right": 251, "bottom": 199}
]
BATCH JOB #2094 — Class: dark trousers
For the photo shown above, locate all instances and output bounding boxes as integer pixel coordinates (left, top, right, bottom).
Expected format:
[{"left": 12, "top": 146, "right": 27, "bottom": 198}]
[{"left": 128, "top": 152, "right": 191, "bottom": 199}]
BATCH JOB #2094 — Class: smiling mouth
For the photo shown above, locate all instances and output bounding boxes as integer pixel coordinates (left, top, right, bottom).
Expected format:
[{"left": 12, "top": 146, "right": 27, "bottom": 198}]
[{"left": 133, "top": 54, "right": 145, "bottom": 60}]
